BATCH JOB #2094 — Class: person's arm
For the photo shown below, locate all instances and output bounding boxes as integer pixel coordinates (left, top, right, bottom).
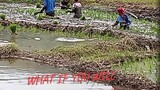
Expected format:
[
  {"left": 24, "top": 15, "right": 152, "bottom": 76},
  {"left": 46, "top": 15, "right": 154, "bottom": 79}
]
[
  {"left": 112, "top": 16, "right": 120, "bottom": 27},
  {"left": 112, "top": 21, "right": 119, "bottom": 27},
  {"left": 66, "top": 3, "right": 76, "bottom": 13}
]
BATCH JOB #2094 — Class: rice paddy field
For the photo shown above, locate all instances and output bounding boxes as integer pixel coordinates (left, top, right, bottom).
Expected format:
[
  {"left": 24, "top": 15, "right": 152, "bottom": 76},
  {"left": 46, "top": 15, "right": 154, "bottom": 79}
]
[{"left": 0, "top": 0, "right": 159, "bottom": 90}]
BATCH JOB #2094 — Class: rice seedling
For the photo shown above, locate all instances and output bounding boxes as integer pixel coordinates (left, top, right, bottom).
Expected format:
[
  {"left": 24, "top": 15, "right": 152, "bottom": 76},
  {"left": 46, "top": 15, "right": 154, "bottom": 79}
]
[
  {"left": 9, "top": 24, "right": 17, "bottom": 34},
  {"left": 36, "top": 2, "right": 41, "bottom": 8},
  {"left": 0, "top": 14, "right": 6, "bottom": 20},
  {"left": 37, "top": 14, "right": 45, "bottom": 20}
]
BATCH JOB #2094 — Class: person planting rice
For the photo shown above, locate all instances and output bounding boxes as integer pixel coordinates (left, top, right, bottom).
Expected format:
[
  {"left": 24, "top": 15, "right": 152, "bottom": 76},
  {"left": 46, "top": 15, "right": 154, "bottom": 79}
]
[
  {"left": 112, "top": 7, "right": 131, "bottom": 30},
  {"left": 34, "top": 0, "right": 56, "bottom": 16},
  {"left": 67, "top": 0, "right": 82, "bottom": 18}
]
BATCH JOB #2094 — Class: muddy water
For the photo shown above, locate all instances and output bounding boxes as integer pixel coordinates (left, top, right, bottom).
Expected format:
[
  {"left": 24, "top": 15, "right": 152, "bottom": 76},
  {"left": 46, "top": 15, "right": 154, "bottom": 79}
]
[
  {"left": 0, "top": 59, "right": 114, "bottom": 90},
  {"left": 0, "top": 29, "right": 92, "bottom": 51}
]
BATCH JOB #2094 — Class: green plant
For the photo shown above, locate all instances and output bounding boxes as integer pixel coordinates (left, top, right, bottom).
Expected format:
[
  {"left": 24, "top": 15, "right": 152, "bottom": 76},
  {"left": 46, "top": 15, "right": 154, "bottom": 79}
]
[
  {"left": 53, "top": 20, "right": 59, "bottom": 24},
  {"left": 80, "top": 16, "right": 86, "bottom": 20},
  {"left": 0, "top": 14, "right": 6, "bottom": 20},
  {"left": 26, "top": 0, "right": 32, "bottom": 4},
  {"left": 37, "top": 14, "right": 44, "bottom": 20},
  {"left": 9, "top": 24, "right": 17, "bottom": 34},
  {"left": 36, "top": 2, "right": 41, "bottom": 8}
]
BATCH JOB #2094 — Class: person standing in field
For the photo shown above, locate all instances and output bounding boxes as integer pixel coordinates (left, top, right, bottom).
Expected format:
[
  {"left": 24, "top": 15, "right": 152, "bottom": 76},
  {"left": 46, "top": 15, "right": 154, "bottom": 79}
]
[
  {"left": 35, "top": 0, "right": 56, "bottom": 16},
  {"left": 112, "top": 7, "right": 131, "bottom": 30},
  {"left": 67, "top": 0, "right": 82, "bottom": 18}
]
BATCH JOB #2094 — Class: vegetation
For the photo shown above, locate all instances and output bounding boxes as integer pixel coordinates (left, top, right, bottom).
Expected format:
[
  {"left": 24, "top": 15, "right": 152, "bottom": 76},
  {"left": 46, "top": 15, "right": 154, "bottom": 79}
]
[
  {"left": 36, "top": 2, "right": 41, "bottom": 8},
  {"left": 0, "top": 44, "right": 19, "bottom": 54},
  {"left": 0, "top": 14, "right": 6, "bottom": 20},
  {"left": 9, "top": 24, "right": 17, "bottom": 34},
  {"left": 80, "top": 16, "right": 86, "bottom": 20},
  {"left": 112, "top": 57, "right": 158, "bottom": 82},
  {"left": 37, "top": 14, "right": 45, "bottom": 20}
]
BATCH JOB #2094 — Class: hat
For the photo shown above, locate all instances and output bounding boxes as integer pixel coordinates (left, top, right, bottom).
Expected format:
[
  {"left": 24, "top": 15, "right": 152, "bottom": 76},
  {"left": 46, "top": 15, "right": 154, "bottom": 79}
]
[{"left": 117, "top": 7, "right": 125, "bottom": 14}]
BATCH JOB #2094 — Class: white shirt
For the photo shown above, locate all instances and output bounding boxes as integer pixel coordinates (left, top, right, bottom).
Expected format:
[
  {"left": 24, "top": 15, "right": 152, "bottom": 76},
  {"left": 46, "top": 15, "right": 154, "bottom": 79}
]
[{"left": 73, "top": 2, "right": 82, "bottom": 7}]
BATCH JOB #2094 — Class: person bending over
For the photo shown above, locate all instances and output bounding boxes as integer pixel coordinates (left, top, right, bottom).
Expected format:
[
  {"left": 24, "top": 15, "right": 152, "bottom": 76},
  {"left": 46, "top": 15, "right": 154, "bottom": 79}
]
[
  {"left": 35, "top": 0, "right": 56, "bottom": 16},
  {"left": 67, "top": 0, "right": 82, "bottom": 18},
  {"left": 112, "top": 7, "right": 131, "bottom": 30}
]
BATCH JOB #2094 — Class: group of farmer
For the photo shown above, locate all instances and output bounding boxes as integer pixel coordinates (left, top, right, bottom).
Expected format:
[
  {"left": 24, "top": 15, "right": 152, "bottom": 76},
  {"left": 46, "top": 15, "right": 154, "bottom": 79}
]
[{"left": 37, "top": 0, "right": 131, "bottom": 30}]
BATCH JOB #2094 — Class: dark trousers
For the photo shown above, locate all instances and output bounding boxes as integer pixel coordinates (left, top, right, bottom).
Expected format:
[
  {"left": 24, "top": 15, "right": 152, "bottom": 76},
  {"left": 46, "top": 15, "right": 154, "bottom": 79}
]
[{"left": 120, "top": 23, "right": 130, "bottom": 30}]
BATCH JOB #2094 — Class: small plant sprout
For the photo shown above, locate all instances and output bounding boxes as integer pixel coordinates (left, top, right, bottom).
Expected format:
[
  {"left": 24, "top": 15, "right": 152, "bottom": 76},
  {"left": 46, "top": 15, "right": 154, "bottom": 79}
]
[
  {"left": 9, "top": 24, "right": 17, "bottom": 34},
  {"left": 0, "top": 14, "right": 6, "bottom": 20}
]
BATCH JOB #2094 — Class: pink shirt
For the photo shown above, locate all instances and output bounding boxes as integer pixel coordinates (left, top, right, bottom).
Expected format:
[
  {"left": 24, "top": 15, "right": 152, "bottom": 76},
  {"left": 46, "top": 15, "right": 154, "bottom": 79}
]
[{"left": 73, "top": 2, "right": 82, "bottom": 7}]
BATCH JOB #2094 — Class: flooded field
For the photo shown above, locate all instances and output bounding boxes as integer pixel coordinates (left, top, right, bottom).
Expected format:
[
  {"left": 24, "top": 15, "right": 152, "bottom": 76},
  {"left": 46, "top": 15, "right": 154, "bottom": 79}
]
[
  {"left": 0, "top": 27, "right": 93, "bottom": 51},
  {"left": 0, "top": 59, "right": 114, "bottom": 90},
  {"left": 0, "top": 3, "right": 158, "bottom": 36},
  {"left": 0, "top": 1, "right": 158, "bottom": 90}
]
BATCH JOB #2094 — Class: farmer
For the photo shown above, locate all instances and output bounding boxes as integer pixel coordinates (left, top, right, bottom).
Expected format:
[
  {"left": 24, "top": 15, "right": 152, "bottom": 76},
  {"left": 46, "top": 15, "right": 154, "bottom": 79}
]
[
  {"left": 61, "top": 0, "right": 70, "bottom": 9},
  {"left": 67, "top": 0, "right": 82, "bottom": 18},
  {"left": 112, "top": 7, "right": 131, "bottom": 30},
  {"left": 34, "top": 0, "right": 56, "bottom": 16}
]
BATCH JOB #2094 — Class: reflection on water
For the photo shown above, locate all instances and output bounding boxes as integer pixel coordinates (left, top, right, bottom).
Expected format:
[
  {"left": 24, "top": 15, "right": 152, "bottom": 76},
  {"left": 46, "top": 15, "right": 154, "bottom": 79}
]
[
  {"left": 0, "top": 59, "right": 113, "bottom": 90},
  {"left": 0, "top": 29, "right": 91, "bottom": 51}
]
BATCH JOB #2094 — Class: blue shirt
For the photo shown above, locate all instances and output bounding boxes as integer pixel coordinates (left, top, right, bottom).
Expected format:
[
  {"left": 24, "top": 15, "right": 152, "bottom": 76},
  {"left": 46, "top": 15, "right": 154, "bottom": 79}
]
[
  {"left": 44, "top": 0, "right": 55, "bottom": 13},
  {"left": 116, "top": 14, "right": 131, "bottom": 26}
]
